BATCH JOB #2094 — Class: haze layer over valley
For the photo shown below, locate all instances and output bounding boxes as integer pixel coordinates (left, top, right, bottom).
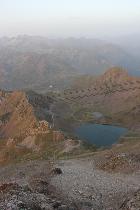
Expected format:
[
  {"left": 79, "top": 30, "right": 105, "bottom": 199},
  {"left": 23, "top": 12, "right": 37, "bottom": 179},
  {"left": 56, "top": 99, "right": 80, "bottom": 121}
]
[{"left": 0, "top": 36, "right": 140, "bottom": 92}]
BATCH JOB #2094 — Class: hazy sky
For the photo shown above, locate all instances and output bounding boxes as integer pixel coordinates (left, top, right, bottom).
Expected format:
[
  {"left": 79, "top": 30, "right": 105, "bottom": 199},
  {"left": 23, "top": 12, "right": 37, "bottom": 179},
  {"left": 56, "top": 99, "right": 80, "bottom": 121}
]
[{"left": 0, "top": 0, "right": 140, "bottom": 38}]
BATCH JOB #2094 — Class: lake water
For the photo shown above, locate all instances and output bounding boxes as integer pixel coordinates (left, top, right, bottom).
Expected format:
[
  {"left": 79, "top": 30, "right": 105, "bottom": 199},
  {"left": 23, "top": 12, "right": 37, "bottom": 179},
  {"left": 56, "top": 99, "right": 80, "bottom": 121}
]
[{"left": 75, "top": 123, "right": 128, "bottom": 147}]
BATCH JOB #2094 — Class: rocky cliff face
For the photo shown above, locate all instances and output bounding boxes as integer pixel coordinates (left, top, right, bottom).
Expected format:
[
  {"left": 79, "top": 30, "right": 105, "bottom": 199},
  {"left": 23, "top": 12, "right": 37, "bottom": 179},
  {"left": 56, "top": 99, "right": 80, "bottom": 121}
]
[
  {"left": 0, "top": 91, "right": 37, "bottom": 138},
  {"left": 0, "top": 89, "right": 58, "bottom": 138},
  {"left": 0, "top": 90, "right": 65, "bottom": 163}
]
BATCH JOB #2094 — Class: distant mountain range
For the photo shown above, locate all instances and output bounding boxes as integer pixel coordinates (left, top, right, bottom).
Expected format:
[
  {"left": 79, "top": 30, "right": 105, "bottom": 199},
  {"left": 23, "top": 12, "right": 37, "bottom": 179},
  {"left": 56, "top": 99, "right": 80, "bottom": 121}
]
[
  {"left": 0, "top": 36, "right": 140, "bottom": 92},
  {"left": 111, "top": 34, "right": 140, "bottom": 58}
]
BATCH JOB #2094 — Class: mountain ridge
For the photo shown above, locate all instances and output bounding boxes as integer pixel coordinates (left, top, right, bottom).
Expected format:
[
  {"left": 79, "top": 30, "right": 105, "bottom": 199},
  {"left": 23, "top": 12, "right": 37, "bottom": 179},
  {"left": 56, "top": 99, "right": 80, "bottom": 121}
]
[
  {"left": 0, "top": 89, "right": 56, "bottom": 139},
  {"left": 61, "top": 67, "right": 140, "bottom": 130}
]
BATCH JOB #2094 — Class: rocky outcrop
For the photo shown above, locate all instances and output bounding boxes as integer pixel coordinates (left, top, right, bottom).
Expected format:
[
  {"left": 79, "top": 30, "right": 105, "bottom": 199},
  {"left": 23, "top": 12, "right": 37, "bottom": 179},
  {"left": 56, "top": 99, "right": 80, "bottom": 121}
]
[
  {"left": 0, "top": 90, "right": 55, "bottom": 139},
  {"left": 26, "top": 121, "right": 49, "bottom": 136},
  {"left": 120, "top": 189, "right": 140, "bottom": 210},
  {"left": 0, "top": 160, "right": 77, "bottom": 210},
  {"left": 0, "top": 90, "right": 37, "bottom": 138},
  {"left": 0, "top": 181, "right": 76, "bottom": 210},
  {"left": 0, "top": 90, "right": 65, "bottom": 163}
]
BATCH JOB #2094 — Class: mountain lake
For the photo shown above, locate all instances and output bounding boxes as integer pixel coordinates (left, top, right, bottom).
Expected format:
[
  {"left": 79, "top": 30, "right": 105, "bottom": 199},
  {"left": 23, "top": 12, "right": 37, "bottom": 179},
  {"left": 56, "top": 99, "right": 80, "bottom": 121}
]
[{"left": 75, "top": 123, "right": 128, "bottom": 147}]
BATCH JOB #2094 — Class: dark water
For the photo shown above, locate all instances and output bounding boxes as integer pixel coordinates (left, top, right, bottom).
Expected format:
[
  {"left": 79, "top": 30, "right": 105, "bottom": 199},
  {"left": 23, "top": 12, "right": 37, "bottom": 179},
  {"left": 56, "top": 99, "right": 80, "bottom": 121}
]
[{"left": 75, "top": 123, "right": 128, "bottom": 147}]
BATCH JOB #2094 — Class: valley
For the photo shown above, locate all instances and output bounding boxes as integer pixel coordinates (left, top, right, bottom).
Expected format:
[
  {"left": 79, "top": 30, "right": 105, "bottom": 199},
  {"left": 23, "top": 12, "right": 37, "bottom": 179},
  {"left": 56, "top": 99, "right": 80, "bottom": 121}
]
[
  {"left": 0, "top": 39, "right": 140, "bottom": 210},
  {"left": 0, "top": 67, "right": 140, "bottom": 163},
  {"left": 58, "top": 67, "right": 140, "bottom": 131},
  {"left": 0, "top": 0, "right": 140, "bottom": 208}
]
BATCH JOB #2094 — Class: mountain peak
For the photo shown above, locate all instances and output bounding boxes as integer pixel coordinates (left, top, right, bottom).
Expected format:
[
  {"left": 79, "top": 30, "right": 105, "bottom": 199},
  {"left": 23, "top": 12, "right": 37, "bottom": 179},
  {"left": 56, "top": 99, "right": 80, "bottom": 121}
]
[
  {"left": 100, "top": 67, "right": 130, "bottom": 83},
  {"left": 103, "top": 67, "right": 128, "bottom": 78}
]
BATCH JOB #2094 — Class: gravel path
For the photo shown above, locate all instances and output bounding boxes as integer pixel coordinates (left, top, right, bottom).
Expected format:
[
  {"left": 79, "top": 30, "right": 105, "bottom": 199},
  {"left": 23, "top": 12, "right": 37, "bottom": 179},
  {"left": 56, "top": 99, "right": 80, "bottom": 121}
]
[{"left": 51, "top": 158, "right": 140, "bottom": 210}]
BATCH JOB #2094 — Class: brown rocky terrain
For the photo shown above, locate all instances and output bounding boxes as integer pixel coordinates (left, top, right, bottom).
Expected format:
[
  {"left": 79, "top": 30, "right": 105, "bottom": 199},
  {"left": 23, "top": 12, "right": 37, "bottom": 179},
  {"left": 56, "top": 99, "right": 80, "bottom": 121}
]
[
  {"left": 0, "top": 90, "right": 36, "bottom": 138},
  {"left": 62, "top": 67, "right": 140, "bottom": 129},
  {"left": 0, "top": 90, "right": 67, "bottom": 164},
  {"left": 0, "top": 90, "right": 55, "bottom": 139},
  {"left": 0, "top": 160, "right": 79, "bottom": 210}
]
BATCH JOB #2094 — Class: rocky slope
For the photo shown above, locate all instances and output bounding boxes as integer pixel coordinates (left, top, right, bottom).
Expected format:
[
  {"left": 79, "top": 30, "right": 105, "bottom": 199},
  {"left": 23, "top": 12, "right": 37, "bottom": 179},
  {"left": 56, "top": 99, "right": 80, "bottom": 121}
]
[
  {"left": 0, "top": 90, "right": 35, "bottom": 138},
  {"left": 0, "top": 90, "right": 66, "bottom": 164},
  {"left": 51, "top": 157, "right": 140, "bottom": 210},
  {"left": 62, "top": 67, "right": 140, "bottom": 129},
  {"left": 0, "top": 136, "right": 139, "bottom": 210},
  {"left": 0, "top": 90, "right": 54, "bottom": 139},
  {"left": 0, "top": 160, "right": 78, "bottom": 210}
]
